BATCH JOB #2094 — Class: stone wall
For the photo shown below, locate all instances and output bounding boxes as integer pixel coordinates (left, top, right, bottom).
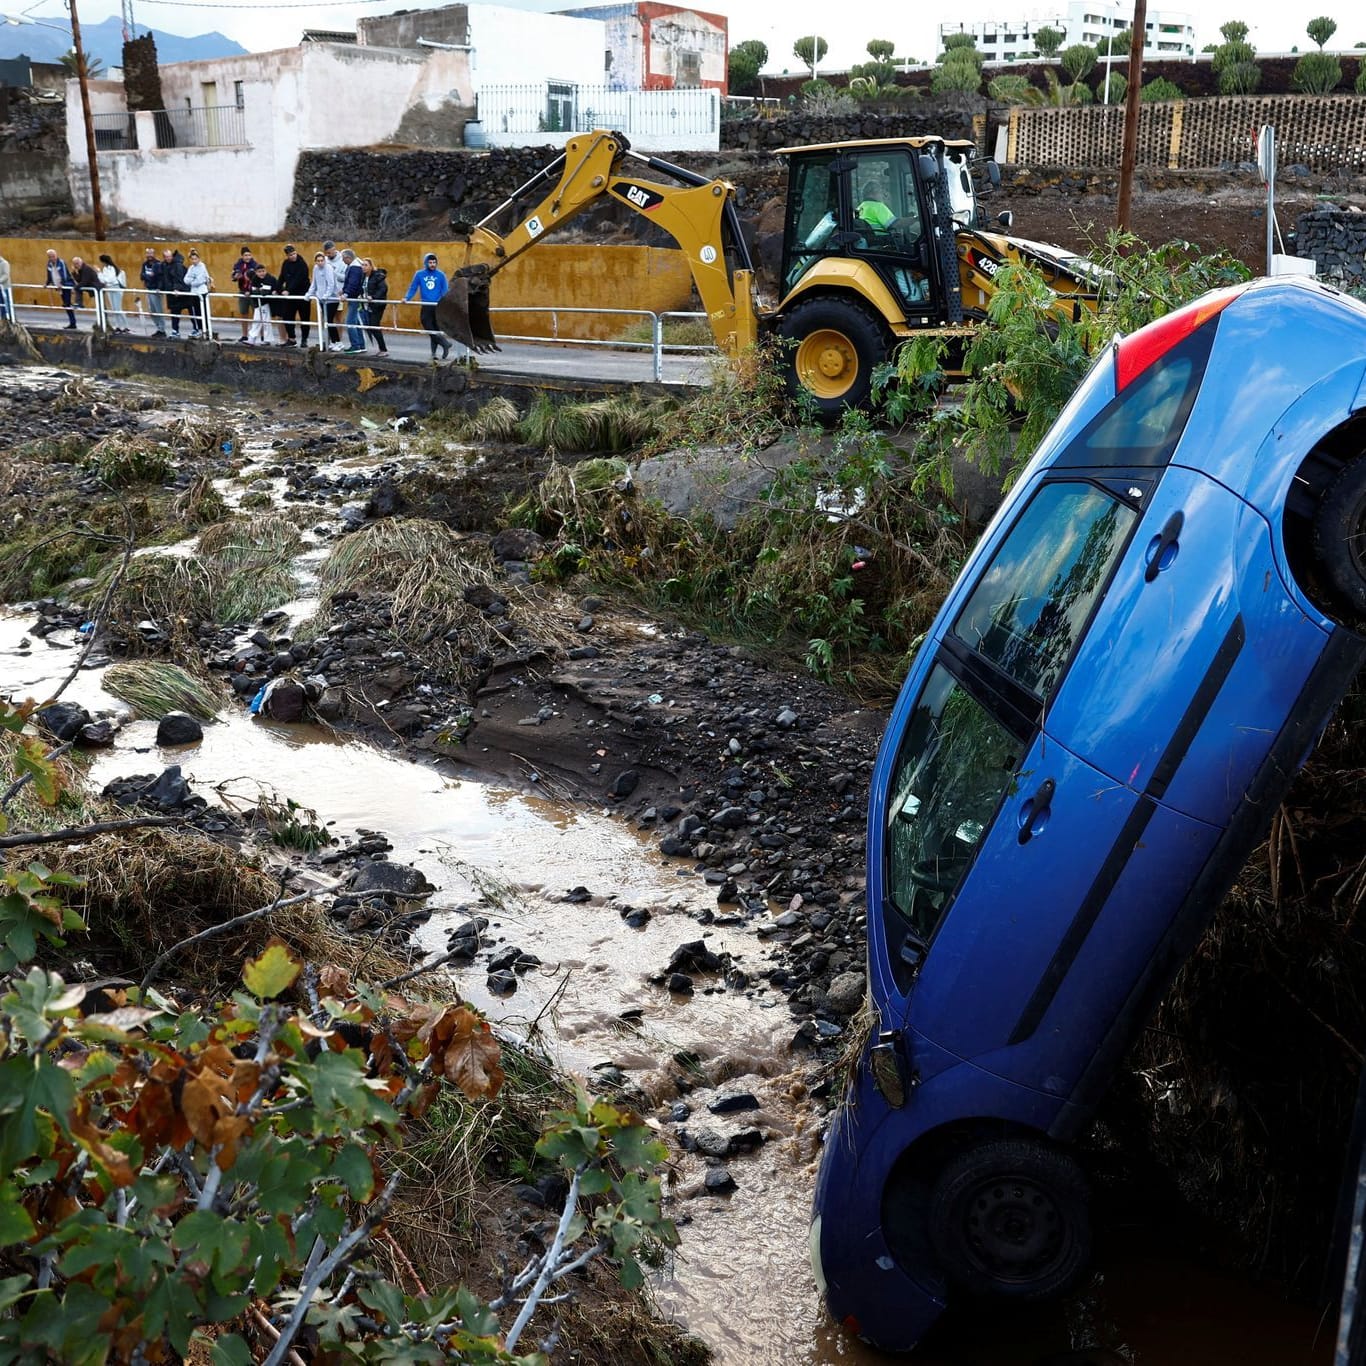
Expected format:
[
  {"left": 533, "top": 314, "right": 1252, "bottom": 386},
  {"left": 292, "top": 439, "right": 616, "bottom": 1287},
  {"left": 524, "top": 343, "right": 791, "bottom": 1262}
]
[
  {"left": 120, "top": 33, "right": 165, "bottom": 114},
  {"left": 1294, "top": 208, "right": 1366, "bottom": 289},
  {"left": 721, "top": 98, "right": 985, "bottom": 152},
  {"left": 0, "top": 151, "right": 72, "bottom": 228}
]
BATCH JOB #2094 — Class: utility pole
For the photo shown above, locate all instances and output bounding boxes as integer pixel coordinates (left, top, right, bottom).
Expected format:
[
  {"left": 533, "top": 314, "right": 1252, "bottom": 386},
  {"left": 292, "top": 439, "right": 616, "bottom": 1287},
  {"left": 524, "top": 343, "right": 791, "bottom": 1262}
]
[
  {"left": 68, "top": 0, "right": 106, "bottom": 240},
  {"left": 1116, "top": 0, "right": 1146, "bottom": 233}
]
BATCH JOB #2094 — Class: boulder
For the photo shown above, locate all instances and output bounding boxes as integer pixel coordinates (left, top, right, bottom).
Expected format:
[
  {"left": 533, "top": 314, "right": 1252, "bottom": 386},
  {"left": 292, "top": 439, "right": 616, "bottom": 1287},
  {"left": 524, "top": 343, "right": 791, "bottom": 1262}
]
[{"left": 156, "top": 711, "right": 204, "bottom": 746}]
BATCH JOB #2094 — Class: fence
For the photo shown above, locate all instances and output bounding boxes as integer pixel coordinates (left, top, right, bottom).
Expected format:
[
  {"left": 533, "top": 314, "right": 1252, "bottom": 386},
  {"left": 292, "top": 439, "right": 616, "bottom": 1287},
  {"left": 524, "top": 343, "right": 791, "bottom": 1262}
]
[
  {"left": 1007, "top": 95, "right": 1366, "bottom": 171},
  {"left": 92, "top": 111, "right": 137, "bottom": 151},
  {"left": 2, "top": 284, "right": 713, "bottom": 382},
  {"left": 477, "top": 83, "right": 718, "bottom": 146}
]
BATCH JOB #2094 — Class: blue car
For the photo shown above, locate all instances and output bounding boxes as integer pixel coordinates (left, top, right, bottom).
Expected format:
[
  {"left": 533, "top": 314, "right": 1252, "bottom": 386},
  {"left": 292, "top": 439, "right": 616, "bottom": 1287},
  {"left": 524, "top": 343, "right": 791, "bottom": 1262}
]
[{"left": 811, "top": 276, "right": 1366, "bottom": 1351}]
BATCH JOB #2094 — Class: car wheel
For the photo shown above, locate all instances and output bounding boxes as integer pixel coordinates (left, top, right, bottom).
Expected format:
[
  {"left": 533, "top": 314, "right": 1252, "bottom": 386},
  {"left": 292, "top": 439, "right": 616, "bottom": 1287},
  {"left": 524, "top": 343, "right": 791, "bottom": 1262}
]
[
  {"left": 927, "top": 1138, "right": 1091, "bottom": 1302},
  {"left": 778, "top": 296, "right": 890, "bottom": 423},
  {"left": 1311, "top": 458, "right": 1366, "bottom": 617}
]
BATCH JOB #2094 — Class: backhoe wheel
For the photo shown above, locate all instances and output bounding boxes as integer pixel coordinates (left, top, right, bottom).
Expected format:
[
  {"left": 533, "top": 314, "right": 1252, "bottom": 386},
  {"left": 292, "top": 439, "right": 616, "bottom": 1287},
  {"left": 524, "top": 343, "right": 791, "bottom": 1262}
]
[
  {"left": 927, "top": 1138, "right": 1090, "bottom": 1303},
  {"left": 778, "top": 296, "right": 890, "bottom": 423},
  {"left": 1311, "top": 457, "right": 1366, "bottom": 618}
]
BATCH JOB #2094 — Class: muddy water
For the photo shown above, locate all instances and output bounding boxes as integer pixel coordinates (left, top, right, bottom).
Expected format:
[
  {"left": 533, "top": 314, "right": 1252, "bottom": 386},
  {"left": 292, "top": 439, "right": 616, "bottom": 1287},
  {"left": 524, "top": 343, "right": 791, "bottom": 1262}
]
[{"left": 0, "top": 359, "right": 1338, "bottom": 1365}]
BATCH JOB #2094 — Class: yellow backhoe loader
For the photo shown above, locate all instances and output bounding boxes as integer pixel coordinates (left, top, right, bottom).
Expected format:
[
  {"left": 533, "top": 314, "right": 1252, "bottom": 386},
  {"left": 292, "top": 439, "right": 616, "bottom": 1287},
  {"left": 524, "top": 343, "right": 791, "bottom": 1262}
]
[{"left": 436, "top": 129, "right": 1100, "bottom": 419}]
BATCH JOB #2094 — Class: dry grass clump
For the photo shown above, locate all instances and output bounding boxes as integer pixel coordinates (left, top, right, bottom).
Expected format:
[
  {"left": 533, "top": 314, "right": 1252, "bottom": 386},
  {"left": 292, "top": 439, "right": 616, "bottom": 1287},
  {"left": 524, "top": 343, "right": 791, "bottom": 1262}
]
[
  {"left": 166, "top": 414, "right": 237, "bottom": 458},
  {"left": 174, "top": 474, "right": 229, "bottom": 529},
  {"left": 315, "top": 518, "right": 564, "bottom": 683},
  {"left": 46, "top": 827, "right": 403, "bottom": 988},
  {"left": 104, "top": 660, "right": 223, "bottom": 719},
  {"left": 461, "top": 396, "right": 521, "bottom": 444},
  {"left": 515, "top": 393, "right": 672, "bottom": 454},
  {"left": 83, "top": 434, "right": 172, "bottom": 489}
]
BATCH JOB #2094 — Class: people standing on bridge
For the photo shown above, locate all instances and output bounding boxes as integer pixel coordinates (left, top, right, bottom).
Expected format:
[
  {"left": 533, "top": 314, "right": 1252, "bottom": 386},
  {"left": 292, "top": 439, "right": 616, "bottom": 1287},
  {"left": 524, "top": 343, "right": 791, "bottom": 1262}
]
[
  {"left": 139, "top": 248, "right": 166, "bottom": 336},
  {"left": 339, "top": 249, "right": 366, "bottom": 353},
  {"left": 231, "top": 247, "right": 259, "bottom": 342},
  {"left": 0, "top": 250, "right": 11, "bottom": 323},
  {"left": 97, "top": 254, "right": 129, "bottom": 333},
  {"left": 183, "top": 249, "right": 213, "bottom": 338},
  {"left": 248, "top": 264, "right": 278, "bottom": 344},
  {"left": 321, "top": 241, "right": 344, "bottom": 348},
  {"left": 360, "top": 258, "right": 388, "bottom": 354},
  {"left": 45, "top": 249, "right": 77, "bottom": 328},
  {"left": 403, "top": 252, "right": 452, "bottom": 361},
  {"left": 160, "top": 248, "right": 189, "bottom": 338},
  {"left": 69, "top": 257, "right": 101, "bottom": 326},
  {"left": 305, "top": 250, "right": 336, "bottom": 351},
  {"left": 274, "top": 244, "right": 309, "bottom": 348}
]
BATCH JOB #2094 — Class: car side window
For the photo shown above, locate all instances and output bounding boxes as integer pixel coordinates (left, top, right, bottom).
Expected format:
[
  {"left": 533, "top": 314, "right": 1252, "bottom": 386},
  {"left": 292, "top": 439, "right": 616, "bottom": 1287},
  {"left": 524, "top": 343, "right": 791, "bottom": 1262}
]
[
  {"left": 886, "top": 664, "right": 1021, "bottom": 945},
  {"left": 952, "top": 483, "right": 1136, "bottom": 700}
]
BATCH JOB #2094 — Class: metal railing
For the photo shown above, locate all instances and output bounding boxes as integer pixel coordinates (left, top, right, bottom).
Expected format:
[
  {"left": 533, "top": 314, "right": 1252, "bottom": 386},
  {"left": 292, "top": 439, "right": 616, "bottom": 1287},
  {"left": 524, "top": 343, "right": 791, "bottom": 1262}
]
[
  {"left": 4, "top": 284, "right": 717, "bottom": 381},
  {"left": 478, "top": 83, "right": 719, "bottom": 138},
  {"left": 150, "top": 103, "right": 248, "bottom": 149},
  {"left": 92, "top": 110, "right": 137, "bottom": 150}
]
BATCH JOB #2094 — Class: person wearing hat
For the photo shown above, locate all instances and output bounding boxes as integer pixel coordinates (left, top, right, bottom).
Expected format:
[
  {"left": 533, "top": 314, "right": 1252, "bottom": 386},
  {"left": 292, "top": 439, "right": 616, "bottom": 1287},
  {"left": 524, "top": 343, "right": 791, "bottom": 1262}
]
[
  {"left": 275, "top": 243, "right": 310, "bottom": 348},
  {"left": 403, "top": 252, "right": 452, "bottom": 360},
  {"left": 247, "top": 262, "right": 279, "bottom": 344}
]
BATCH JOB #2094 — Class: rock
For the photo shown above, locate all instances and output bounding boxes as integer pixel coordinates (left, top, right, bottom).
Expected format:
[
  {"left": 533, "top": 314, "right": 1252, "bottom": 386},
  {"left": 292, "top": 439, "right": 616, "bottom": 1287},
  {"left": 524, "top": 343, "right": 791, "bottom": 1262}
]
[
  {"left": 566, "top": 645, "right": 600, "bottom": 660},
  {"left": 490, "top": 527, "right": 546, "bottom": 563},
  {"left": 707, "top": 1090, "right": 760, "bottom": 1115},
  {"left": 711, "top": 806, "right": 748, "bottom": 830},
  {"left": 620, "top": 905, "right": 651, "bottom": 928},
  {"left": 669, "top": 940, "right": 724, "bottom": 974},
  {"left": 70, "top": 718, "right": 115, "bottom": 748},
  {"left": 487, "top": 969, "right": 518, "bottom": 996},
  {"left": 156, "top": 711, "right": 204, "bottom": 746},
  {"left": 314, "top": 687, "right": 346, "bottom": 722},
  {"left": 259, "top": 677, "right": 307, "bottom": 722},
  {"left": 659, "top": 835, "right": 690, "bottom": 856},
  {"left": 775, "top": 707, "right": 798, "bottom": 728},
  {"left": 824, "top": 971, "right": 866, "bottom": 1016},
  {"left": 669, "top": 1102, "right": 691, "bottom": 1122},
  {"left": 348, "top": 861, "right": 433, "bottom": 898},
  {"left": 562, "top": 886, "right": 592, "bottom": 903},
  {"left": 463, "top": 583, "right": 509, "bottom": 613},
  {"left": 339, "top": 501, "right": 369, "bottom": 530},
  {"left": 37, "top": 701, "right": 91, "bottom": 742},
  {"left": 147, "top": 765, "right": 194, "bottom": 809},
  {"left": 611, "top": 769, "right": 640, "bottom": 799},
  {"left": 667, "top": 972, "right": 695, "bottom": 995},
  {"left": 703, "top": 1166, "right": 737, "bottom": 1195},
  {"left": 366, "top": 480, "right": 401, "bottom": 518}
]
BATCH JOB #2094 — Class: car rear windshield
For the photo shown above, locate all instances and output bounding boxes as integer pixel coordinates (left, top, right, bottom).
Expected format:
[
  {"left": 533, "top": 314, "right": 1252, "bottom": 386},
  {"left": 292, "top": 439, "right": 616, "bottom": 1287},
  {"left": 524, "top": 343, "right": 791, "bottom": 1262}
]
[
  {"left": 886, "top": 663, "right": 1021, "bottom": 944},
  {"left": 952, "top": 481, "right": 1136, "bottom": 699},
  {"left": 1054, "top": 323, "right": 1217, "bottom": 468}
]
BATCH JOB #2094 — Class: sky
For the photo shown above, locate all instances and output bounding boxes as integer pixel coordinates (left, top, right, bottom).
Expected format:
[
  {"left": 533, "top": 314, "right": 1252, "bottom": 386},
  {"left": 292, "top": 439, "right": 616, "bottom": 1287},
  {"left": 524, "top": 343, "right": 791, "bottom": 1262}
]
[{"left": 6, "top": 0, "right": 1363, "bottom": 71}]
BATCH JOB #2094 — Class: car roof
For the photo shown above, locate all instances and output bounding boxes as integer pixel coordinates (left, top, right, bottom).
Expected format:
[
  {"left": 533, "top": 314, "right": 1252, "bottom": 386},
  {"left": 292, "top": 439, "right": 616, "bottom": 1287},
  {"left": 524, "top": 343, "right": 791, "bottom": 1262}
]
[{"left": 776, "top": 135, "right": 950, "bottom": 156}]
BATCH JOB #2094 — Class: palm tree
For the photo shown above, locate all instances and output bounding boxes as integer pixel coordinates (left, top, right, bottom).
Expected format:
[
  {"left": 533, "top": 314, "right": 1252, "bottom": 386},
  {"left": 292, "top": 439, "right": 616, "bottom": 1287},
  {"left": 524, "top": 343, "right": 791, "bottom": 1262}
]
[{"left": 59, "top": 48, "right": 106, "bottom": 80}]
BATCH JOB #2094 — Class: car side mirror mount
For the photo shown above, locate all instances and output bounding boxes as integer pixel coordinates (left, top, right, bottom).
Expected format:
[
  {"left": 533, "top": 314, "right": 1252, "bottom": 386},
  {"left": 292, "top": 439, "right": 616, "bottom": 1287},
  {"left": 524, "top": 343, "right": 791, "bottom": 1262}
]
[{"left": 997, "top": 210, "right": 1014, "bottom": 230}]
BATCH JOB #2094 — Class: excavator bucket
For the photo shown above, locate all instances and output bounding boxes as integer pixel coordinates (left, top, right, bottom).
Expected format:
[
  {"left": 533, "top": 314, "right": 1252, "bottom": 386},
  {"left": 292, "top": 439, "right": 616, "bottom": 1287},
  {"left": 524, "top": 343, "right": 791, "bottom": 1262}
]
[{"left": 435, "top": 269, "right": 500, "bottom": 354}]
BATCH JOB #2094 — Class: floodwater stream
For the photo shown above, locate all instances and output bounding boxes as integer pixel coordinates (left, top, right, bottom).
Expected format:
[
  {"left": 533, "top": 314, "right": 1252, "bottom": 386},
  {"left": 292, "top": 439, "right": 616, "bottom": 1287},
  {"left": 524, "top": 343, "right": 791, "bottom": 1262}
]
[{"left": 0, "top": 364, "right": 1340, "bottom": 1364}]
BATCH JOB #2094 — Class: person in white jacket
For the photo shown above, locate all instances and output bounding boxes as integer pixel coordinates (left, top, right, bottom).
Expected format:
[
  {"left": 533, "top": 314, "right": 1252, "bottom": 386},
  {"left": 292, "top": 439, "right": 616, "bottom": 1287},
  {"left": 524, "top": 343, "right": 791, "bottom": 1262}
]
[
  {"left": 97, "top": 254, "right": 129, "bottom": 332},
  {"left": 183, "top": 249, "right": 213, "bottom": 338},
  {"left": 304, "top": 252, "right": 337, "bottom": 352},
  {"left": 0, "top": 251, "right": 11, "bottom": 323}
]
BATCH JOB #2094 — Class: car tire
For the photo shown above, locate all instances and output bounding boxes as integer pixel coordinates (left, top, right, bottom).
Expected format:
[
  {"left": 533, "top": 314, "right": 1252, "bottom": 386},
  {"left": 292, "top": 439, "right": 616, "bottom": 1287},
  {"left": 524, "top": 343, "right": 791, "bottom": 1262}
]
[
  {"left": 927, "top": 1138, "right": 1091, "bottom": 1303},
  {"left": 1311, "top": 457, "right": 1366, "bottom": 617},
  {"left": 778, "top": 296, "right": 890, "bottom": 423}
]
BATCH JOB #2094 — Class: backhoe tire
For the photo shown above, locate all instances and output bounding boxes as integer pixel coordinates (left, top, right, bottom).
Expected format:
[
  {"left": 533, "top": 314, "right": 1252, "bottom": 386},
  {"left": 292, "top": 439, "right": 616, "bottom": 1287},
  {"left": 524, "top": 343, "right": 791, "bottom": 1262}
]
[{"left": 778, "top": 296, "right": 891, "bottom": 424}]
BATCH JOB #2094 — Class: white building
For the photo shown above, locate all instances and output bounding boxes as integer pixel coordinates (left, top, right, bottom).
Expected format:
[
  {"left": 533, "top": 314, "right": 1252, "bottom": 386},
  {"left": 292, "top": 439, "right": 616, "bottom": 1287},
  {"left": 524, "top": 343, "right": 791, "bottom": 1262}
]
[
  {"left": 939, "top": 2, "right": 1196, "bottom": 60},
  {"left": 67, "top": 42, "right": 472, "bottom": 235}
]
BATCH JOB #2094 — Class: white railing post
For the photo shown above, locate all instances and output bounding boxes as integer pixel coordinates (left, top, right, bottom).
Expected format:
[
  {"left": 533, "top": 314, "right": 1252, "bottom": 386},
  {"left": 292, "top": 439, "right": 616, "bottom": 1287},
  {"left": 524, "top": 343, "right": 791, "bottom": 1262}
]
[
  {"left": 203, "top": 292, "right": 214, "bottom": 341},
  {"left": 94, "top": 288, "right": 105, "bottom": 332},
  {"left": 651, "top": 311, "right": 663, "bottom": 382}
]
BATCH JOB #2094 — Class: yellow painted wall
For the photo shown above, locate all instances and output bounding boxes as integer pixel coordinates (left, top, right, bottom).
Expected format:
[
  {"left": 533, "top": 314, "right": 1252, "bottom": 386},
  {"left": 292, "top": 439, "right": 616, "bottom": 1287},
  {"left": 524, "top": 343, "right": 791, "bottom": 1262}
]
[{"left": 0, "top": 239, "right": 696, "bottom": 342}]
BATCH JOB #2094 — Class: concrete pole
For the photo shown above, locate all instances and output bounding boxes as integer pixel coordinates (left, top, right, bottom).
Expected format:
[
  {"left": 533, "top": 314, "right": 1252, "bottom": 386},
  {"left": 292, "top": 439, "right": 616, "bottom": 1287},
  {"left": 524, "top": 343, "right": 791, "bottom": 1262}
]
[
  {"left": 68, "top": 0, "right": 106, "bottom": 240},
  {"left": 1116, "top": 0, "right": 1146, "bottom": 234}
]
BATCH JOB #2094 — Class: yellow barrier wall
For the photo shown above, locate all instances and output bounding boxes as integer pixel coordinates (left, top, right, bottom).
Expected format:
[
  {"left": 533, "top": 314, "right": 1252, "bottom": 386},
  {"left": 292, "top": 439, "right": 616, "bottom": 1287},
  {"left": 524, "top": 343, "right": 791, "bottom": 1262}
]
[{"left": 0, "top": 239, "right": 697, "bottom": 342}]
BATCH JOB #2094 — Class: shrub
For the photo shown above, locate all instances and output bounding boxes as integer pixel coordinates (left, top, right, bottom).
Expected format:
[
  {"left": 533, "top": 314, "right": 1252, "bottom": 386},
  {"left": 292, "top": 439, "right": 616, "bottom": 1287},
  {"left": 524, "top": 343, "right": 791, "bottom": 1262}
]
[
  {"left": 1034, "top": 25, "right": 1064, "bottom": 57},
  {"left": 988, "top": 73, "right": 1041, "bottom": 104},
  {"left": 932, "top": 56, "right": 982, "bottom": 94},
  {"left": 1060, "top": 42, "right": 1098, "bottom": 82},
  {"left": 1142, "top": 76, "right": 1185, "bottom": 101},
  {"left": 1358, "top": 66, "right": 1366, "bottom": 94},
  {"left": 1294, "top": 50, "right": 1342, "bottom": 93},
  {"left": 1096, "top": 71, "right": 1127, "bottom": 103},
  {"left": 1218, "top": 59, "right": 1262, "bottom": 94}
]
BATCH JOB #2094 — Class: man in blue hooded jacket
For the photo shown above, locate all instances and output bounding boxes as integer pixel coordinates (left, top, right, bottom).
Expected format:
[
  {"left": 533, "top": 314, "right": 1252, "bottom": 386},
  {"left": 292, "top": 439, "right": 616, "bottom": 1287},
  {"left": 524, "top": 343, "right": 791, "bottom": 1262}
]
[{"left": 403, "top": 252, "right": 452, "bottom": 360}]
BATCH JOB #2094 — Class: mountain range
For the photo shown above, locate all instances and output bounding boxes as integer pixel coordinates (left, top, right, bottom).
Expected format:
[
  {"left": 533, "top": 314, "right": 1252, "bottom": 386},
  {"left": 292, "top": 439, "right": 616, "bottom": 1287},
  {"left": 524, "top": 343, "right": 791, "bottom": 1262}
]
[{"left": 0, "top": 16, "right": 245, "bottom": 70}]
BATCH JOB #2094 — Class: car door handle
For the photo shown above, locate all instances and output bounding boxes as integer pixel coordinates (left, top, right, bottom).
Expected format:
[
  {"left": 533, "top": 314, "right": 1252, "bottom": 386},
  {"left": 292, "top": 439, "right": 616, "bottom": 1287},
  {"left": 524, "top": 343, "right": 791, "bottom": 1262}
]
[
  {"left": 1016, "top": 777, "right": 1056, "bottom": 845},
  {"left": 1144, "top": 511, "right": 1184, "bottom": 582}
]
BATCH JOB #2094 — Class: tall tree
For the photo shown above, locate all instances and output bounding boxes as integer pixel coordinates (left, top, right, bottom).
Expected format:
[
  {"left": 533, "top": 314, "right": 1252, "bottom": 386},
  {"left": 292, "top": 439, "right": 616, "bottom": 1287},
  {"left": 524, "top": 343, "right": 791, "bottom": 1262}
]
[
  {"left": 793, "top": 34, "right": 828, "bottom": 78},
  {"left": 1034, "top": 25, "right": 1065, "bottom": 57},
  {"left": 1306, "top": 16, "right": 1338, "bottom": 49}
]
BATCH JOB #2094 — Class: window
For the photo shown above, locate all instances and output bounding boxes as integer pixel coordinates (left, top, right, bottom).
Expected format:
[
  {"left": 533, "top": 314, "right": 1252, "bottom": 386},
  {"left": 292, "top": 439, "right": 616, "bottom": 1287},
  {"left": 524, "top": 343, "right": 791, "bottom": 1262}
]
[
  {"left": 233, "top": 80, "right": 244, "bottom": 109},
  {"left": 886, "top": 665, "right": 1022, "bottom": 944},
  {"left": 783, "top": 154, "right": 838, "bottom": 290},
  {"left": 545, "top": 81, "right": 575, "bottom": 132},
  {"left": 953, "top": 483, "right": 1136, "bottom": 699}
]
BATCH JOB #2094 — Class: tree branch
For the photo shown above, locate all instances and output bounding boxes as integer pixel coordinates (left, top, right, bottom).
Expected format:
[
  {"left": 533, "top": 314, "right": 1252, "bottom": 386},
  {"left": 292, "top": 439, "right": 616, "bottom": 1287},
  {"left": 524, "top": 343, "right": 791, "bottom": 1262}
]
[
  {"left": 0, "top": 815, "right": 181, "bottom": 849},
  {"left": 138, "top": 887, "right": 313, "bottom": 994},
  {"left": 504, "top": 1168, "right": 581, "bottom": 1353}
]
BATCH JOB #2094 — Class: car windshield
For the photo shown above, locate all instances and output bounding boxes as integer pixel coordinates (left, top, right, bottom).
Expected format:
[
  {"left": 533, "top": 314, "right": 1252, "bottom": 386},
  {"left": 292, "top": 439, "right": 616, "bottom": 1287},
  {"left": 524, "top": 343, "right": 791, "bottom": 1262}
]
[
  {"left": 952, "top": 482, "right": 1136, "bottom": 699},
  {"left": 886, "top": 664, "right": 1021, "bottom": 944}
]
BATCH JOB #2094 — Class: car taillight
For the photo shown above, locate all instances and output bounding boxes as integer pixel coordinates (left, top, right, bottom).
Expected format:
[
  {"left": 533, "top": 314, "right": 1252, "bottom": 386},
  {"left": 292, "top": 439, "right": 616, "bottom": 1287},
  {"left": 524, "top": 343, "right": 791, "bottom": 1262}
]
[{"left": 1114, "top": 286, "right": 1245, "bottom": 392}]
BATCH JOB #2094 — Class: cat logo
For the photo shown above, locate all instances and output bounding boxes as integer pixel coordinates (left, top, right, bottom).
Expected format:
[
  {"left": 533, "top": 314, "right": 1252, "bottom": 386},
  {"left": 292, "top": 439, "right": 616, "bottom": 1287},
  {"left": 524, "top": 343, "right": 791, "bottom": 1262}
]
[{"left": 619, "top": 181, "right": 664, "bottom": 213}]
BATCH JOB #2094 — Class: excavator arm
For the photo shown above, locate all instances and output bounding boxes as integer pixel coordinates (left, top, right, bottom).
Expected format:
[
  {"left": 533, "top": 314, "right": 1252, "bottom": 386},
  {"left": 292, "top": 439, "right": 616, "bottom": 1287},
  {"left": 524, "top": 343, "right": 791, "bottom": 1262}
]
[{"left": 436, "top": 130, "right": 757, "bottom": 356}]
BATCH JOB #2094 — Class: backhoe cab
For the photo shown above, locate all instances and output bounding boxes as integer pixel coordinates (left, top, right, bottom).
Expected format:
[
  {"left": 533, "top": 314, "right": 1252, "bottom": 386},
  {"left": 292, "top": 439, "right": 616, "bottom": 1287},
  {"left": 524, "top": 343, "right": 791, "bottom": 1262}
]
[{"left": 438, "top": 129, "right": 1100, "bottom": 421}]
